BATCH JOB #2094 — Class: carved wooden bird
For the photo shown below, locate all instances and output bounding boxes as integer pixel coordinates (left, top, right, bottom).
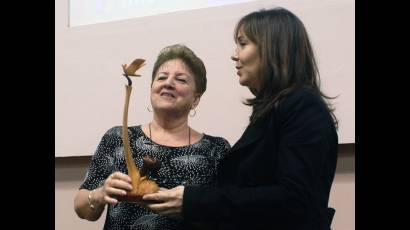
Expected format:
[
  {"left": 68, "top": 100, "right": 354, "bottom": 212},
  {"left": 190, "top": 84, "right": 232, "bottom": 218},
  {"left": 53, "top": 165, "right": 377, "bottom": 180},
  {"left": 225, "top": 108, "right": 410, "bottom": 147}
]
[{"left": 122, "top": 58, "right": 146, "bottom": 76}]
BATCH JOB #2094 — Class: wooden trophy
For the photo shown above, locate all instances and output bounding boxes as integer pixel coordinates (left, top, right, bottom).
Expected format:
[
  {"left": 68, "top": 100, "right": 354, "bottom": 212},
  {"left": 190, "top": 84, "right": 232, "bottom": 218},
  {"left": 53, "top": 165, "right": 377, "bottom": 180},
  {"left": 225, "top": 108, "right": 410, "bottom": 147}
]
[{"left": 119, "top": 59, "right": 161, "bottom": 202}]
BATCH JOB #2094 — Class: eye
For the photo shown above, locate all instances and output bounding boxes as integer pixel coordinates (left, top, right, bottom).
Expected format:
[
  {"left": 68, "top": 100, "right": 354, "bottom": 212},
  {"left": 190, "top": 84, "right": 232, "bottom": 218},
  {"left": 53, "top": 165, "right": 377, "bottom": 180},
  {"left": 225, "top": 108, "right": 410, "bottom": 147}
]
[
  {"left": 237, "top": 37, "right": 248, "bottom": 48},
  {"left": 177, "top": 77, "right": 187, "bottom": 83},
  {"left": 157, "top": 75, "right": 167, "bottom": 81},
  {"left": 238, "top": 40, "right": 247, "bottom": 48}
]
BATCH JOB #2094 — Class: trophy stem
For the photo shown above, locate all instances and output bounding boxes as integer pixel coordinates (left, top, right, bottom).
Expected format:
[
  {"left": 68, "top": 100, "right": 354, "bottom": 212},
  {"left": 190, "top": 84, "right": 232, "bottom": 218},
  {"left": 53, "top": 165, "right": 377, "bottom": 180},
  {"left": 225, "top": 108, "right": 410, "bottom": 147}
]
[{"left": 122, "top": 85, "right": 140, "bottom": 195}]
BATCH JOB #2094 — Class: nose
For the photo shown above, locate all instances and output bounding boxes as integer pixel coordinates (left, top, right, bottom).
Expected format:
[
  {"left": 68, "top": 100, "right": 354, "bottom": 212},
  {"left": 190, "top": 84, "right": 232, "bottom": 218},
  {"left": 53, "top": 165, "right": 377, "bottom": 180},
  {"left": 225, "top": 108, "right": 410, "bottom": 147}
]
[
  {"left": 231, "top": 53, "right": 239, "bottom": 62},
  {"left": 164, "top": 77, "right": 175, "bottom": 89},
  {"left": 231, "top": 47, "right": 239, "bottom": 61}
]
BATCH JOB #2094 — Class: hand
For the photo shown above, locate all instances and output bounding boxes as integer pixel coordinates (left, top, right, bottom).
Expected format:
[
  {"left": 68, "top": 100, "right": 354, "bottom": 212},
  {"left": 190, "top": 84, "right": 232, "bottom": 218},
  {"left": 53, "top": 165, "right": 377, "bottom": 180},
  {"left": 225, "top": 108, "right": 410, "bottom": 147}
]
[
  {"left": 142, "top": 186, "right": 185, "bottom": 218},
  {"left": 100, "top": 172, "right": 133, "bottom": 205}
]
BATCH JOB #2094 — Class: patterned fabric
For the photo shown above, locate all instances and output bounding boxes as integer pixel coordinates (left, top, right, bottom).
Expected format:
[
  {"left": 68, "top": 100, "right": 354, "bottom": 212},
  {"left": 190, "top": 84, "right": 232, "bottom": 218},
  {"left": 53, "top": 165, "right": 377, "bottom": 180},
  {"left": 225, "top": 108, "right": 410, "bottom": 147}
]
[{"left": 79, "top": 125, "right": 230, "bottom": 230}]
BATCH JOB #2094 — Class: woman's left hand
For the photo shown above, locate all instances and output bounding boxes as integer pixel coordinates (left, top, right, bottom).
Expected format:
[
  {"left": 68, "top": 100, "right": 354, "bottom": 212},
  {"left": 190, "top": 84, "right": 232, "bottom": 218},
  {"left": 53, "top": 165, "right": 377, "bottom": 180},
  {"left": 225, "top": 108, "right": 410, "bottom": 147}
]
[{"left": 142, "top": 186, "right": 185, "bottom": 218}]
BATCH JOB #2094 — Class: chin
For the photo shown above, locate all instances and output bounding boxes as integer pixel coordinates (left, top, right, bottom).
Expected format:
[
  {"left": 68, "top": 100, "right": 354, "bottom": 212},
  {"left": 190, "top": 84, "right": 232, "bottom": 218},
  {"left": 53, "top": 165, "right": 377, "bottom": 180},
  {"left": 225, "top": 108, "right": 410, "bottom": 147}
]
[
  {"left": 239, "top": 78, "right": 249, "bottom": 87},
  {"left": 154, "top": 105, "right": 175, "bottom": 111}
]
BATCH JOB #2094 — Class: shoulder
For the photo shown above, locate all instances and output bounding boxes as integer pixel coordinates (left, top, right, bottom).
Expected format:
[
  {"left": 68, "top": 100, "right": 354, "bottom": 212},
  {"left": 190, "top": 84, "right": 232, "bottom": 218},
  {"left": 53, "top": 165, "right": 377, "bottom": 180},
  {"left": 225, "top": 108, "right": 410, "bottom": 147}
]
[
  {"left": 102, "top": 126, "right": 123, "bottom": 138},
  {"left": 281, "top": 88, "right": 322, "bottom": 108},
  {"left": 202, "top": 135, "right": 231, "bottom": 160},
  {"left": 203, "top": 134, "right": 231, "bottom": 149},
  {"left": 95, "top": 126, "right": 123, "bottom": 146},
  {"left": 99, "top": 126, "right": 141, "bottom": 143},
  {"left": 104, "top": 125, "right": 141, "bottom": 136},
  {"left": 276, "top": 88, "right": 328, "bottom": 118},
  {"left": 273, "top": 89, "right": 337, "bottom": 140}
]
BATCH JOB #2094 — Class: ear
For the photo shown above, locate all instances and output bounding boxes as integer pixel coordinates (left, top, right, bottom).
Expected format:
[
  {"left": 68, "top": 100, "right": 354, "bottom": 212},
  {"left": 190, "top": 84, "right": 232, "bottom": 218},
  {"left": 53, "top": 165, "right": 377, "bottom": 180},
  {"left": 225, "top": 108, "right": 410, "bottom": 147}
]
[{"left": 191, "top": 94, "right": 201, "bottom": 109}]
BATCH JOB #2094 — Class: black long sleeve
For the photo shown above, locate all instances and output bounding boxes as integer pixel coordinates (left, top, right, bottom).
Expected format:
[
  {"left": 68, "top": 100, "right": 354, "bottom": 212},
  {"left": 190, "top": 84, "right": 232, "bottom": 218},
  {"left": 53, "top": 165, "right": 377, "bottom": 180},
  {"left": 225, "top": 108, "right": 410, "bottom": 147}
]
[{"left": 183, "top": 90, "right": 338, "bottom": 226}]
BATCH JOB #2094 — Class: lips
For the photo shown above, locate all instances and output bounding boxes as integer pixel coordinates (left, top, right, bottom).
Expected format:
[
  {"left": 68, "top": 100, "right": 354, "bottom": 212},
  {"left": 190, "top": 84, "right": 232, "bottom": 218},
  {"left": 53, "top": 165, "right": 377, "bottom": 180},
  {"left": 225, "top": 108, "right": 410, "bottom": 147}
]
[
  {"left": 236, "top": 66, "right": 242, "bottom": 76},
  {"left": 160, "top": 91, "right": 175, "bottom": 98}
]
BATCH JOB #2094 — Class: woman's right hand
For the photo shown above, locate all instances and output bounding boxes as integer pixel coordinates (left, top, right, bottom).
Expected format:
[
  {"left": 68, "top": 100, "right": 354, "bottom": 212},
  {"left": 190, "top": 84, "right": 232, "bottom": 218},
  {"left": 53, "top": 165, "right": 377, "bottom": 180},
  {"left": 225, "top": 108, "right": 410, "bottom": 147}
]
[{"left": 99, "top": 172, "right": 133, "bottom": 205}]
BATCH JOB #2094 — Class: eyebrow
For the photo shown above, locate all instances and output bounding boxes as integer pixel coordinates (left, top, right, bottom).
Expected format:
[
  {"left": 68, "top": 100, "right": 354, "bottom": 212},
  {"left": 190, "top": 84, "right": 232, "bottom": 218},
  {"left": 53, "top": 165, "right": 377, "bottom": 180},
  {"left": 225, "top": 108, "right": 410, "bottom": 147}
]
[
  {"left": 175, "top": 72, "right": 192, "bottom": 78},
  {"left": 237, "top": 36, "right": 247, "bottom": 41},
  {"left": 157, "top": 71, "right": 191, "bottom": 79}
]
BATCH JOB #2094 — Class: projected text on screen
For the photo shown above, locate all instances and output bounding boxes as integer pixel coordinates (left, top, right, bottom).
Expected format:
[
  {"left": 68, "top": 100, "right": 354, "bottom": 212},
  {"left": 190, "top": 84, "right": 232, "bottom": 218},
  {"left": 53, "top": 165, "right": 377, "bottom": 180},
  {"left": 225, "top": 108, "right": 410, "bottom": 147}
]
[{"left": 69, "top": 0, "right": 255, "bottom": 27}]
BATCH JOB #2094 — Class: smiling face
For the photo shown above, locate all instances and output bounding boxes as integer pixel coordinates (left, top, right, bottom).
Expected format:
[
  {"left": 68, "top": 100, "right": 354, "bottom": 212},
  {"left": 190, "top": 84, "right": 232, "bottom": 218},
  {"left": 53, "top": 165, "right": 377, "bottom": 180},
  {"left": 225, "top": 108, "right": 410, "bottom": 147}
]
[
  {"left": 150, "top": 59, "right": 200, "bottom": 116},
  {"left": 231, "top": 27, "right": 261, "bottom": 93}
]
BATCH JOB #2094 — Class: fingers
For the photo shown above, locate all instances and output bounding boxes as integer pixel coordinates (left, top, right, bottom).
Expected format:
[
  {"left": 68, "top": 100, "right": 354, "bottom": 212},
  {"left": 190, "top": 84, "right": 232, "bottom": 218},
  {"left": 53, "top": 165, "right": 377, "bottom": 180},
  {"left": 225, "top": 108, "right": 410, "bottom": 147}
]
[
  {"left": 142, "top": 192, "right": 165, "bottom": 202},
  {"left": 104, "top": 194, "right": 119, "bottom": 205},
  {"left": 105, "top": 186, "right": 128, "bottom": 197},
  {"left": 137, "top": 186, "right": 184, "bottom": 218},
  {"left": 146, "top": 202, "right": 168, "bottom": 211},
  {"left": 106, "top": 172, "right": 133, "bottom": 190},
  {"left": 142, "top": 186, "right": 183, "bottom": 202},
  {"left": 142, "top": 191, "right": 178, "bottom": 209},
  {"left": 102, "top": 172, "right": 133, "bottom": 205},
  {"left": 142, "top": 186, "right": 168, "bottom": 201},
  {"left": 110, "top": 172, "right": 132, "bottom": 183},
  {"left": 101, "top": 185, "right": 125, "bottom": 205},
  {"left": 146, "top": 202, "right": 182, "bottom": 218},
  {"left": 110, "top": 179, "right": 133, "bottom": 191}
]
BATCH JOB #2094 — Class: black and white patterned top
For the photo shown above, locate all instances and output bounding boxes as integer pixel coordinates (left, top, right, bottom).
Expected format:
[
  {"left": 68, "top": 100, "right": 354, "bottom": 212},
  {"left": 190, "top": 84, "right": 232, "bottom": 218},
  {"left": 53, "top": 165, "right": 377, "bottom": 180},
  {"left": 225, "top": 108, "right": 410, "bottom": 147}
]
[{"left": 79, "top": 125, "right": 230, "bottom": 230}]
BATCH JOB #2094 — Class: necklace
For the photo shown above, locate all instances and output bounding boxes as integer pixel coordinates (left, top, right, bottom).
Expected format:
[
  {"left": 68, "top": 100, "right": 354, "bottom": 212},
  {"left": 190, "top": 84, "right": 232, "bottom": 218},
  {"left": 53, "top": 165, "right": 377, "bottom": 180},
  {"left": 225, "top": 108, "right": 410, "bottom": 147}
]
[
  {"left": 148, "top": 122, "right": 191, "bottom": 146},
  {"left": 148, "top": 123, "right": 197, "bottom": 186}
]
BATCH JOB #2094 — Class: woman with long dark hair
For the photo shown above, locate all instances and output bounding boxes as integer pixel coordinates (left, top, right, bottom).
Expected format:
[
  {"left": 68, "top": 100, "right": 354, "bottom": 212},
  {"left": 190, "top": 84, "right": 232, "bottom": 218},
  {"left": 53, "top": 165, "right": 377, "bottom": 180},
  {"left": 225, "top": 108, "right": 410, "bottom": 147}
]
[{"left": 143, "top": 7, "right": 339, "bottom": 230}]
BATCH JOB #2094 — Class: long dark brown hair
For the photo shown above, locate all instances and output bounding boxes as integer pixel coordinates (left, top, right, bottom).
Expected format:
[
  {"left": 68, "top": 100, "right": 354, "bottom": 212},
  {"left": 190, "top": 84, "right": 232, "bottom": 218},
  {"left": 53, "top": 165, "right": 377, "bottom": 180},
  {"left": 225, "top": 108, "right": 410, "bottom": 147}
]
[{"left": 234, "top": 7, "right": 338, "bottom": 128}]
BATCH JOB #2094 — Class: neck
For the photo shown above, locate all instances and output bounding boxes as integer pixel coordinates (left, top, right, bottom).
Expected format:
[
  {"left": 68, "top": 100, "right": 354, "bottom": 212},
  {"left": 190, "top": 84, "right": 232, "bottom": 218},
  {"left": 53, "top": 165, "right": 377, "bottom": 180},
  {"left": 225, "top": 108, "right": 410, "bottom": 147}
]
[
  {"left": 151, "top": 114, "right": 189, "bottom": 134},
  {"left": 147, "top": 116, "right": 191, "bottom": 147}
]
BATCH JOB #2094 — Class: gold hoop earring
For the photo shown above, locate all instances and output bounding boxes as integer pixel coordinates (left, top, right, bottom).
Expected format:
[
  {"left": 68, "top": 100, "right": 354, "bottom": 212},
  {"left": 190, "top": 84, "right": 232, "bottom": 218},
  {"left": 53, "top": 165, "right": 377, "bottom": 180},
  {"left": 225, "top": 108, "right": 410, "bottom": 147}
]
[
  {"left": 147, "top": 106, "right": 152, "bottom": 112},
  {"left": 189, "top": 109, "right": 196, "bottom": 117}
]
